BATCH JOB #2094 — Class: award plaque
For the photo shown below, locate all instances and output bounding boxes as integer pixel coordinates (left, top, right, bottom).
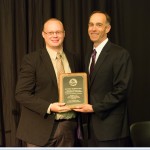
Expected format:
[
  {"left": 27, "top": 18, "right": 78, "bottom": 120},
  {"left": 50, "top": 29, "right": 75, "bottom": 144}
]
[{"left": 59, "top": 73, "right": 88, "bottom": 108}]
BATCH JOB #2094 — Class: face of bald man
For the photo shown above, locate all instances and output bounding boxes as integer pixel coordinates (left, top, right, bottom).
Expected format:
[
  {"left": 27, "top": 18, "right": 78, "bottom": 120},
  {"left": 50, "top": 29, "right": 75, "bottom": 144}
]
[{"left": 42, "top": 19, "right": 65, "bottom": 50}]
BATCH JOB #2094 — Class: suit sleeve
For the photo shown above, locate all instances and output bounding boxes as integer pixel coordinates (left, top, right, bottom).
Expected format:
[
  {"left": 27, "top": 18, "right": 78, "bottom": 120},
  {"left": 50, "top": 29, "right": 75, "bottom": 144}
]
[{"left": 15, "top": 54, "right": 50, "bottom": 116}]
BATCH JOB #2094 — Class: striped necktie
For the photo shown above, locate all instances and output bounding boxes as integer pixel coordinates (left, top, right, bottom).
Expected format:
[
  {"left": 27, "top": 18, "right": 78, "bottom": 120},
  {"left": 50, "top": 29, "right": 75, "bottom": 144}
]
[
  {"left": 90, "top": 49, "right": 97, "bottom": 75},
  {"left": 56, "top": 52, "right": 65, "bottom": 84}
]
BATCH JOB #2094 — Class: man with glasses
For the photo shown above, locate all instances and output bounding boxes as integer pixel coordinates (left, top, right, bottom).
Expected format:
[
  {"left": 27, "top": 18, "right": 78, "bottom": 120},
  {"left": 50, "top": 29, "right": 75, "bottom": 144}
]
[{"left": 15, "top": 18, "right": 81, "bottom": 147}]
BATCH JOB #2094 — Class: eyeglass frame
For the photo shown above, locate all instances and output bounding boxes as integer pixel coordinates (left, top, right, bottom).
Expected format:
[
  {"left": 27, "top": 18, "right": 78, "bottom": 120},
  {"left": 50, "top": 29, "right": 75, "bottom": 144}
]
[{"left": 43, "top": 31, "right": 64, "bottom": 36}]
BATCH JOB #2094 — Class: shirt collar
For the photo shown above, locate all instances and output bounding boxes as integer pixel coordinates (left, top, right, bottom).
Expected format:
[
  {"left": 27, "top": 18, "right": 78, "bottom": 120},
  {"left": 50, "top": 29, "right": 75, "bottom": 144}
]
[
  {"left": 46, "top": 47, "right": 63, "bottom": 60},
  {"left": 93, "top": 38, "right": 108, "bottom": 53}
]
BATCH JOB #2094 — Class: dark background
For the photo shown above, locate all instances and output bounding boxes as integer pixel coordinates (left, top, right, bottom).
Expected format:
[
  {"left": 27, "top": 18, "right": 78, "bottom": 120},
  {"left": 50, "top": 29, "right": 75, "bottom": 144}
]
[{"left": 1, "top": 0, "right": 150, "bottom": 147}]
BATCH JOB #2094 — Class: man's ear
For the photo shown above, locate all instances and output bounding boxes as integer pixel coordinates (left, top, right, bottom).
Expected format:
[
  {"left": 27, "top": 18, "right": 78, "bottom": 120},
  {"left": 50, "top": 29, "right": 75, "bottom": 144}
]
[
  {"left": 106, "top": 24, "right": 111, "bottom": 34},
  {"left": 42, "top": 31, "right": 45, "bottom": 38}
]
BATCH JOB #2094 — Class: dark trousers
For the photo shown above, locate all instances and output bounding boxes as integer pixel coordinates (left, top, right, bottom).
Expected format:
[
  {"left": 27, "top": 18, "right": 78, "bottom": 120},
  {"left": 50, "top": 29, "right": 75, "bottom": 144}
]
[{"left": 27, "top": 119, "right": 77, "bottom": 147}]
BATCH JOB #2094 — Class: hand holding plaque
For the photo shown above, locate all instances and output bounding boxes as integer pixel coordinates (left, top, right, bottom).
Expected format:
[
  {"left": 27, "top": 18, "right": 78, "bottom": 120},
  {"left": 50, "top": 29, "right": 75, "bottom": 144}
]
[{"left": 59, "top": 73, "right": 88, "bottom": 109}]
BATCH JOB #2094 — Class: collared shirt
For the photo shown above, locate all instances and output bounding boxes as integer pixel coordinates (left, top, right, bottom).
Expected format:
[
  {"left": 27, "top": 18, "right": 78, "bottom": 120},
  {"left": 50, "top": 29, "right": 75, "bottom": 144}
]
[
  {"left": 46, "top": 47, "right": 75, "bottom": 118},
  {"left": 46, "top": 47, "right": 71, "bottom": 82},
  {"left": 89, "top": 38, "right": 108, "bottom": 73}
]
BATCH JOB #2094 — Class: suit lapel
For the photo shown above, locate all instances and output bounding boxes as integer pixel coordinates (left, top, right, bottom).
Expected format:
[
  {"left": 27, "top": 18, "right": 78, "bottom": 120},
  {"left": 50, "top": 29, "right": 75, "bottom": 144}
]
[
  {"left": 40, "top": 48, "right": 57, "bottom": 87},
  {"left": 40, "top": 49, "right": 76, "bottom": 87},
  {"left": 89, "top": 41, "right": 111, "bottom": 87},
  {"left": 85, "top": 49, "right": 93, "bottom": 74}
]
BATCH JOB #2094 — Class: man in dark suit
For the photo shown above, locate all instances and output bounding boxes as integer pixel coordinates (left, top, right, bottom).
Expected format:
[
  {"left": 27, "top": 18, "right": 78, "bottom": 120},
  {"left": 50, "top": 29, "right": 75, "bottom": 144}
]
[
  {"left": 73, "top": 11, "right": 133, "bottom": 147},
  {"left": 15, "top": 18, "right": 81, "bottom": 147}
]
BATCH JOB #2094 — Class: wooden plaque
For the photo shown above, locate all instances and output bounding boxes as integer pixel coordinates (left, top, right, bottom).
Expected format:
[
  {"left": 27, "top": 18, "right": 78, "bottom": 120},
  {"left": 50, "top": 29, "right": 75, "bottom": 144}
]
[{"left": 59, "top": 73, "right": 88, "bottom": 108}]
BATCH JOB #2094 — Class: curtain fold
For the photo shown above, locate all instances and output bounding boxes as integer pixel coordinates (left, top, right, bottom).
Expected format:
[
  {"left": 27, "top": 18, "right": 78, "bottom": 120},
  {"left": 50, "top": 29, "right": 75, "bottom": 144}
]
[{"left": 1, "top": 0, "right": 150, "bottom": 146}]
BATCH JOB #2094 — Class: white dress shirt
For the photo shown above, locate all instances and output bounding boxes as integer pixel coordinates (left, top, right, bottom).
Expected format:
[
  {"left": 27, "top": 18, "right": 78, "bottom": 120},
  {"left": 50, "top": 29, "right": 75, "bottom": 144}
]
[{"left": 89, "top": 38, "right": 108, "bottom": 73}]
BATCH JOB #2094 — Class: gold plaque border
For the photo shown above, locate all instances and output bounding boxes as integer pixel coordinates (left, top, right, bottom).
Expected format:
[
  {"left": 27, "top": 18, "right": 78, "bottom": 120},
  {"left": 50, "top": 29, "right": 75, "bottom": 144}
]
[{"left": 59, "top": 72, "right": 88, "bottom": 108}]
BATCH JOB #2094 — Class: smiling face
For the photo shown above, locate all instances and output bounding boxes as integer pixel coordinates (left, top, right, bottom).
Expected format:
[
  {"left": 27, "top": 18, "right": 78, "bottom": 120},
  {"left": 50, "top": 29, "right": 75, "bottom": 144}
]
[
  {"left": 42, "top": 19, "right": 65, "bottom": 51},
  {"left": 88, "top": 13, "right": 111, "bottom": 47}
]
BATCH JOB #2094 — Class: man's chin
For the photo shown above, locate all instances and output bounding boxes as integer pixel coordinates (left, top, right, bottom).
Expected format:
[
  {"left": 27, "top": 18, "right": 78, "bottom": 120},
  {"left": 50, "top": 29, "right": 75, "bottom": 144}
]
[
  {"left": 51, "top": 45, "right": 62, "bottom": 49},
  {"left": 90, "top": 39, "right": 98, "bottom": 43}
]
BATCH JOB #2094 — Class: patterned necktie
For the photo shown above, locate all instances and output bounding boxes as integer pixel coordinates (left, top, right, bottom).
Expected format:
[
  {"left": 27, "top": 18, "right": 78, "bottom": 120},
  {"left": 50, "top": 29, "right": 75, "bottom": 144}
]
[
  {"left": 56, "top": 52, "right": 65, "bottom": 85},
  {"left": 55, "top": 52, "right": 76, "bottom": 120},
  {"left": 90, "top": 49, "right": 97, "bottom": 75}
]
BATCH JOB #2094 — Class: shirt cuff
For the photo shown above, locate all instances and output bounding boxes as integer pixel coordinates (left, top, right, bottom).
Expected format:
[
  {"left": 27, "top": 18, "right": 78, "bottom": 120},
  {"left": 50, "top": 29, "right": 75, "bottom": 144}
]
[{"left": 47, "top": 103, "right": 53, "bottom": 114}]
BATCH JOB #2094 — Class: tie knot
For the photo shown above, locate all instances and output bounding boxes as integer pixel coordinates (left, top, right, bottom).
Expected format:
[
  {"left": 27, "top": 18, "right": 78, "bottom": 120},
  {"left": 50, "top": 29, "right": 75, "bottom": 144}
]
[{"left": 56, "top": 52, "right": 62, "bottom": 59}]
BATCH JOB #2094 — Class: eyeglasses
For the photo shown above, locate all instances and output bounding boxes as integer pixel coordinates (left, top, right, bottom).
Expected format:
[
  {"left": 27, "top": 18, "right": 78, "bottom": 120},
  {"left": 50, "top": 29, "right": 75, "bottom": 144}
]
[{"left": 43, "top": 31, "right": 64, "bottom": 36}]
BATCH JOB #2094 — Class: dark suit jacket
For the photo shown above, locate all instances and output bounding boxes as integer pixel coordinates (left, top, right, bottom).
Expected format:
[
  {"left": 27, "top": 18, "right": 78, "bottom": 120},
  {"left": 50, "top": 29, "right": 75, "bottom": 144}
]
[
  {"left": 85, "top": 41, "right": 133, "bottom": 141},
  {"left": 15, "top": 48, "right": 81, "bottom": 146}
]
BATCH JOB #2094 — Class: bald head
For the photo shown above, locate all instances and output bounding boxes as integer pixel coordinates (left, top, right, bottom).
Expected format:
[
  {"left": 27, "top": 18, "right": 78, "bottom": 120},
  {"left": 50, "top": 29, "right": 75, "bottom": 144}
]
[
  {"left": 42, "top": 18, "right": 65, "bottom": 51},
  {"left": 43, "top": 18, "right": 64, "bottom": 32}
]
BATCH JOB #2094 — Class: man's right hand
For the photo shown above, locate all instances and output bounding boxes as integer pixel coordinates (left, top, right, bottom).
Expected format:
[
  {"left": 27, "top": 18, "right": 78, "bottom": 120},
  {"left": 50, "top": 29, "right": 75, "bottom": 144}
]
[{"left": 50, "top": 102, "right": 71, "bottom": 113}]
